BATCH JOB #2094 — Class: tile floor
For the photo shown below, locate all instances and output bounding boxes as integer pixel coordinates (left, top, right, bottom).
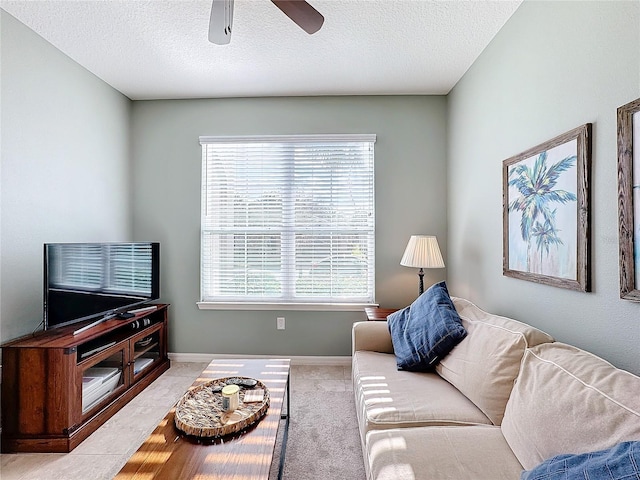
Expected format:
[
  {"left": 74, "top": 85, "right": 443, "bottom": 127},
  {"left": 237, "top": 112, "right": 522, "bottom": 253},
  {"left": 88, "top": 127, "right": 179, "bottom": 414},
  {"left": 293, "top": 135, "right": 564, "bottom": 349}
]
[{"left": 0, "top": 361, "right": 352, "bottom": 480}]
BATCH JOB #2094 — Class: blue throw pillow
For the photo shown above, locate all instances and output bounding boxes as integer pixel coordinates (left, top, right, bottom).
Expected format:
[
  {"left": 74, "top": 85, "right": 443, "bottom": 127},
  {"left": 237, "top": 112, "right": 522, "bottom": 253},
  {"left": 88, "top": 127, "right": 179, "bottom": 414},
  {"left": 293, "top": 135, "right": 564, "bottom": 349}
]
[
  {"left": 521, "top": 442, "right": 640, "bottom": 480},
  {"left": 387, "top": 281, "right": 467, "bottom": 371}
]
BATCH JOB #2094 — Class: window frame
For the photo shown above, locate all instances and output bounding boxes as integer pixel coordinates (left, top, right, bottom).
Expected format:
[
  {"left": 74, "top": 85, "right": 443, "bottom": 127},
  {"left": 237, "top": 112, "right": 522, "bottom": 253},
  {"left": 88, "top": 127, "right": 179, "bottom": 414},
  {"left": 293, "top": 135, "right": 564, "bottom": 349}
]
[{"left": 197, "top": 134, "right": 377, "bottom": 311}]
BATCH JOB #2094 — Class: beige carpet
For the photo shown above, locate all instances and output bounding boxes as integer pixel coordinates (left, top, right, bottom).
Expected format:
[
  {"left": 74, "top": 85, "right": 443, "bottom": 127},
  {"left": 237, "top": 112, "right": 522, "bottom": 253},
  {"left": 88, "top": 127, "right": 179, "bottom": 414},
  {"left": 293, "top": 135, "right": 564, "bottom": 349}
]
[{"left": 270, "top": 390, "right": 366, "bottom": 480}]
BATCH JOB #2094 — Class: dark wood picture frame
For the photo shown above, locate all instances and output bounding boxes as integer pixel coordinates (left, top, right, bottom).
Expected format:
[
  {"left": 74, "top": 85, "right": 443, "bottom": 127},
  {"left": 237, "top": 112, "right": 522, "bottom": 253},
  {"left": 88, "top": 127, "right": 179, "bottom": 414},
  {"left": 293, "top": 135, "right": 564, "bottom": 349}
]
[
  {"left": 617, "top": 97, "right": 640, "bottom": 300},
  {"left": 503, "top": 124, "right": 591, "bottom": 291}
]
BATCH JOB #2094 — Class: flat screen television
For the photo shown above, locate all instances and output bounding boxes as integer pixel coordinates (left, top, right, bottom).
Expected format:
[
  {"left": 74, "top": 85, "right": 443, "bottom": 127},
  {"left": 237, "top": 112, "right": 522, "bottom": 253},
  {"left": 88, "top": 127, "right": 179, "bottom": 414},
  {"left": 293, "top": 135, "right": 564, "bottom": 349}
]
[{"left": 44, "top": 242, "right": 160, "bottom": 331}]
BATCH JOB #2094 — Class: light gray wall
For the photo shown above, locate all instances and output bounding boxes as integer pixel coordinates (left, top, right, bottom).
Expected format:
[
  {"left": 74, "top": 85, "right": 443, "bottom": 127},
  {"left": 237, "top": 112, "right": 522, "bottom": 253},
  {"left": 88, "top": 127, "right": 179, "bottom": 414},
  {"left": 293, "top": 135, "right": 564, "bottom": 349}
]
[
  {"left": 10, "top": 0, "right": 635, "bottom": 372},
  {"left": 448, "top": 0, "right": 640, "bottom": 374},
  {"left": 0, "top": 11, "right": 132, "bottom": 342},
  {"left": 131, "top": 96, "right": 447, "bottom": 355}
]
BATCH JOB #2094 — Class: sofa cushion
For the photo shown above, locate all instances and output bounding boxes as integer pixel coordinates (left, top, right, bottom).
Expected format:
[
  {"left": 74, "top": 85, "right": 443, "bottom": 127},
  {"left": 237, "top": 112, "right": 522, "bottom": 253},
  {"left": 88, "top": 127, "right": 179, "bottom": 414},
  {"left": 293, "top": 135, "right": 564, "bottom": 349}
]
[
  {"left": 352, "top": 350, "right": 491, "bottom": 441},
  {"left": 387, "top": 282, "right": 467, "bottom": 371},
  {"left": 521, "top": 441, "right": 640, "bottom": 480},
  {"left": 435, "top": 297, "right": 554, "bottom": 425},
  {"left": 501, "top": 342, "right": 640, "bottom": 470},
  {"left": 365, "top": 425, "right": 524, "bottom": 480}
]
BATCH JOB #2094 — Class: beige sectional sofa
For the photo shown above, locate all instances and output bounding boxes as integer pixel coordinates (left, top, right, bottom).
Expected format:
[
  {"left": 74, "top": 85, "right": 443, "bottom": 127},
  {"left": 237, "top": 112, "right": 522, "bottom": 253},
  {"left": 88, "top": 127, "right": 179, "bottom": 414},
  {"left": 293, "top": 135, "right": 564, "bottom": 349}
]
[{"left": 352, "top": 297, "right": 640, "bottom": 479}]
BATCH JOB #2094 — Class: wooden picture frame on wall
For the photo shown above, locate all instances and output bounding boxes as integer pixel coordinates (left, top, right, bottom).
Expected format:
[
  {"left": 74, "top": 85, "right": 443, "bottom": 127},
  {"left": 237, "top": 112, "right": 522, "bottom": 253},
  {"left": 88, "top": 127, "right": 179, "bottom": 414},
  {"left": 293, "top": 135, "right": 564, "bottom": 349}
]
[
  {"left": 617, "top": 97, "right": 640, "bottom": 300},
  {"left": 503, "top": 124, "right": 591, "bottom": 291}
]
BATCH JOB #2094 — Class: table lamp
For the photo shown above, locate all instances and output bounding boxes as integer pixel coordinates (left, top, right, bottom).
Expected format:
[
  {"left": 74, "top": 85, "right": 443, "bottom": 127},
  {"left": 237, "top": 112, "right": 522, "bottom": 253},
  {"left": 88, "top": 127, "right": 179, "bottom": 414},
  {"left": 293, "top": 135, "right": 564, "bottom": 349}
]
[{"left": 400, "top": 235, "right": 445, "bottom": 296}]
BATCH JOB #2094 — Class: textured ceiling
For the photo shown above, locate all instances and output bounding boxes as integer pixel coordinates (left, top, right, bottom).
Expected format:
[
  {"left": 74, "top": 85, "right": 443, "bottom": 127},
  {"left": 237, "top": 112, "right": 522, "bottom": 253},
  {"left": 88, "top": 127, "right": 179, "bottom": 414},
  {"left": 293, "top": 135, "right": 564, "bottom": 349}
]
[{"left": 0, "top": 0, "right": 523, "bottom": 100}]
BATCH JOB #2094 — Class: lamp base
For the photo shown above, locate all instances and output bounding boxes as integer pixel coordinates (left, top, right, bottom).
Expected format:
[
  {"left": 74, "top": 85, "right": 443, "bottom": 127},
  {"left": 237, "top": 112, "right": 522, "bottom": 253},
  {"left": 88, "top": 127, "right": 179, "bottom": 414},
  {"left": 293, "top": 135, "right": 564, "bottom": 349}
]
[{"left": 418, "top": 268, "right": 424, "bottom": 296}]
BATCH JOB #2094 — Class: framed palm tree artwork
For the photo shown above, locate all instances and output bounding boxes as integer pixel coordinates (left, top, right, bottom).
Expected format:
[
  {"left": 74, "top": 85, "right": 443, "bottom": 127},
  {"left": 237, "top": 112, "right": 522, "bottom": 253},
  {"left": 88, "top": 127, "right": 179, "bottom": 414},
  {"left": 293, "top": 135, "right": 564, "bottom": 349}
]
[
  {"left": 617, "top": 97, "right": 640, "bottom": 301},
  {"left": 503, "top": 124, "right": 591, "bottom": 291}
]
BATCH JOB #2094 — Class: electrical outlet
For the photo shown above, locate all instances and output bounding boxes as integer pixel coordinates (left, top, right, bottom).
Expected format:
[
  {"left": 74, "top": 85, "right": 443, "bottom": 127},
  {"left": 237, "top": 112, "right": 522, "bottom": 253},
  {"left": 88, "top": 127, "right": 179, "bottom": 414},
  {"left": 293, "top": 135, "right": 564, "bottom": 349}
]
[{"left": 277, "top": 317, "right": 285, "bottom": 330}]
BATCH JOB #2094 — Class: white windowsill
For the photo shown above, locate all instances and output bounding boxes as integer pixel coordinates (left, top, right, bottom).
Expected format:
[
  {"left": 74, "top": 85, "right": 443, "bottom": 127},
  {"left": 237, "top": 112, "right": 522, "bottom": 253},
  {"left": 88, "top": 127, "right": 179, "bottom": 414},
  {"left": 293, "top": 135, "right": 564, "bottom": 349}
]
[{"left": 196, "top": 302, "right": 378, "bottom": 311}]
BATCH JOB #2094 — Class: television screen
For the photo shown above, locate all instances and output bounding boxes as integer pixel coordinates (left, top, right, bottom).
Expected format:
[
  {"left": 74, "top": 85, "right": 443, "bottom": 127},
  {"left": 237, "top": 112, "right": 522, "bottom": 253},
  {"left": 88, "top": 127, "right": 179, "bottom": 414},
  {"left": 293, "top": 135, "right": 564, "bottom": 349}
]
[{"left": 44, "top": 242, "right": 160, "bottom": 330}]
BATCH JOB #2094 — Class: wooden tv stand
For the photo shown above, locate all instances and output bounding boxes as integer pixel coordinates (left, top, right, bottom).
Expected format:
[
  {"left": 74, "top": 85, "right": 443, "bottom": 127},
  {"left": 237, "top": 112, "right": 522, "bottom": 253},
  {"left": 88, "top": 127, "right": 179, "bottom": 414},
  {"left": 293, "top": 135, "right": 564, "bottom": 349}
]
[{"left": 1, "top": 304, "right": 170, "bottom": 453}]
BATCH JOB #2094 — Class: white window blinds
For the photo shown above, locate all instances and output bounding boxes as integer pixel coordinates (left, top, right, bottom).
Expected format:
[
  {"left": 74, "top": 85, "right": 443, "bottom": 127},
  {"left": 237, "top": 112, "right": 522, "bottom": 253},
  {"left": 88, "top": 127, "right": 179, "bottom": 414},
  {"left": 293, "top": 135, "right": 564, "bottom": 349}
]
[{"left": 200, "top": 134, "right": 376, "bottom": 305}]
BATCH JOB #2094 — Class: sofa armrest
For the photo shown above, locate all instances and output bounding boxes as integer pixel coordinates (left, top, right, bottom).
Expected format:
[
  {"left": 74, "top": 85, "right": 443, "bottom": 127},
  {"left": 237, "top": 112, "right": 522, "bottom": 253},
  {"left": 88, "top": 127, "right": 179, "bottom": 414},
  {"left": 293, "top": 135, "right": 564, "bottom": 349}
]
[{"left": 352, "top": 321, "right": 394, "bottom": 354}]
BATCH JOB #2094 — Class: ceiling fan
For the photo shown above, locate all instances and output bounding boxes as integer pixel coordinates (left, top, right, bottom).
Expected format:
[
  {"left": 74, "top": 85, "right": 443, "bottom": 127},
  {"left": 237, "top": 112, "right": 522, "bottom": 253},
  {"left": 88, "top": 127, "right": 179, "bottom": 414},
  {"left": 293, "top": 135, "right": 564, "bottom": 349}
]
[{"left": 209, "top": 0, "right": 324, "bottom": 45}]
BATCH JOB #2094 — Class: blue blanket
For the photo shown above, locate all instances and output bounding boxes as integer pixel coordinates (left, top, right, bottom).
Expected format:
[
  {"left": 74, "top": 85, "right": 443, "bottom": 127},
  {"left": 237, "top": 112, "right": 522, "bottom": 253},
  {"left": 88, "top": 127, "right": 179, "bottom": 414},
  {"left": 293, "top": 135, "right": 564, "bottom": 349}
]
[{"left": 521, "top": 441, "right": 640, "bottom": 480}]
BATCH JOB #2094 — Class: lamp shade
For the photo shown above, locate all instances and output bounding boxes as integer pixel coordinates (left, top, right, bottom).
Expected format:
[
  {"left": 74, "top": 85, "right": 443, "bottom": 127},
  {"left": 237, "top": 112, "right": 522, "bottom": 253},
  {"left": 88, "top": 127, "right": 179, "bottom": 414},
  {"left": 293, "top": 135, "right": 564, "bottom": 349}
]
[{"left": 400, "top": 235, "right": 445, "bottom": 269}]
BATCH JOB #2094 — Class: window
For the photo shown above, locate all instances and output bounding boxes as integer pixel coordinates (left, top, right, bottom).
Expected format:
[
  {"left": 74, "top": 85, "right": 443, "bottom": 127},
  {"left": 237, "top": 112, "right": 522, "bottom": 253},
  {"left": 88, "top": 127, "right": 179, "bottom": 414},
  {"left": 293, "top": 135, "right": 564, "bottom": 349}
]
[{"left": 199, "top": 134, "right": 376, "bottom": 308}]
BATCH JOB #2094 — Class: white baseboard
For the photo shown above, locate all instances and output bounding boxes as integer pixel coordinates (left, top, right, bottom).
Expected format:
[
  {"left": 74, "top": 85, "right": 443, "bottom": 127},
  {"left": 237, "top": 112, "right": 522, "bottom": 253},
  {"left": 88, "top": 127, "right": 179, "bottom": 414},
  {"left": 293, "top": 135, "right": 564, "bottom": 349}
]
[{"left": 168, "top": 352, "right": 351, "bottom": 366}]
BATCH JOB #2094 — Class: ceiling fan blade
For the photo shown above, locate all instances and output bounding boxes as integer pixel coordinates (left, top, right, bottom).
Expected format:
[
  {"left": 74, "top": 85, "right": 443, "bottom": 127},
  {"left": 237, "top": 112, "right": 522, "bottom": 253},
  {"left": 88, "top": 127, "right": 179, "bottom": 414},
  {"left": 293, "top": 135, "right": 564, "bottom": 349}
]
[
  {"left": 271, "top": 0, "right": 324, "bottom": 35},
  {"left": 209, "top": 0, "right": 234, "bottom": 45}
]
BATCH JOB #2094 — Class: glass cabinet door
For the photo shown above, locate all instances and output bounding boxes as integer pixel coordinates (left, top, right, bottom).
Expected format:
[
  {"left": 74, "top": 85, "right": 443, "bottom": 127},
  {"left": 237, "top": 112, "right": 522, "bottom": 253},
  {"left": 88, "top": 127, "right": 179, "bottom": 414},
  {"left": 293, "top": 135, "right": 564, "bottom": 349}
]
[
  {"left": 78, "top": 346, "right": 126, "bottom": 415},
  {"left": 131, "top": 323, "right": 163, "bottom": 382}
]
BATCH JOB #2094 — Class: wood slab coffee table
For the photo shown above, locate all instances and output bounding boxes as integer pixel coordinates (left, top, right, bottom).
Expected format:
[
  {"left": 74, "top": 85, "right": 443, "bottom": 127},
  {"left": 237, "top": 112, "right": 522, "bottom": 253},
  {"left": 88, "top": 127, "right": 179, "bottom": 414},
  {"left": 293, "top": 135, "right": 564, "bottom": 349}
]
[{"left": 115, "top": 358, "right": 291, "bottom": 480}]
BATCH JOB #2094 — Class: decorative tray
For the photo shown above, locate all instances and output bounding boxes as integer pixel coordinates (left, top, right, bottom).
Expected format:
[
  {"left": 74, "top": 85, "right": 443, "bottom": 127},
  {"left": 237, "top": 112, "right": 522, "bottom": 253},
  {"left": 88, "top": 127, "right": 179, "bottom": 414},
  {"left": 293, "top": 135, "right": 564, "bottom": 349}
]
[{"left": 174, "top": 376, "right": 270, "bottom": 438}]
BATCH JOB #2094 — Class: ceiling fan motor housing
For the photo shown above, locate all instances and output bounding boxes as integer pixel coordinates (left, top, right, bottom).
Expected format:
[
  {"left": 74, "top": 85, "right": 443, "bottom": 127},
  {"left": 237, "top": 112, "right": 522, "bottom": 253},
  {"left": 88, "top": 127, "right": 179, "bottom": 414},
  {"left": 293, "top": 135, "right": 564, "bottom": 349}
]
[
  {"left": 209, "top": 0, "right": 324, "bottom": 44},
  {"left": 209, "top": 0, "right": 233, "bottom": 45}
]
